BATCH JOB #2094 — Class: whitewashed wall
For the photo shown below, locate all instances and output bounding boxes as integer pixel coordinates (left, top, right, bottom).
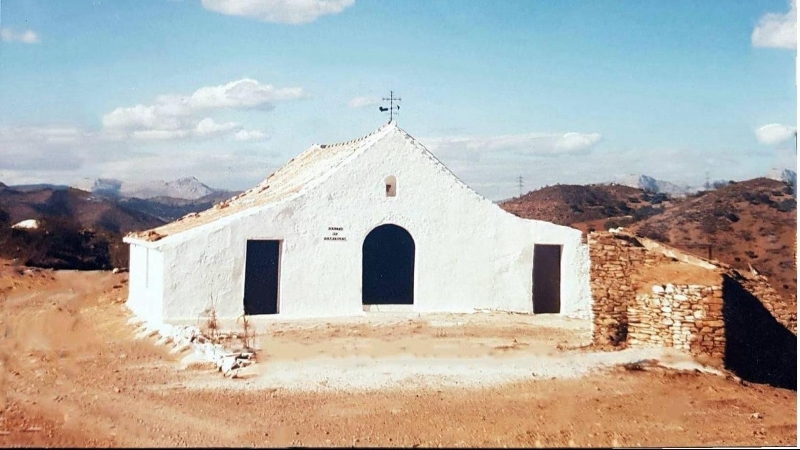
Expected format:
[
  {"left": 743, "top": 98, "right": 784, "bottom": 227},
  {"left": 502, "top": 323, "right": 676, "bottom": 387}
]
[
  {"left": 126, "top": 125, "right": 592, "bottom": 324},
  {"left": 126, "top": 244, "right": 164, "bottom": 324}
]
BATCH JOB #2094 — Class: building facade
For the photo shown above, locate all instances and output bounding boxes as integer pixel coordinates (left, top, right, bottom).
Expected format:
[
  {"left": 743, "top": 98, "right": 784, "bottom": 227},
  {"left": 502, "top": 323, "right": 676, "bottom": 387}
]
[{"left": 124, "top": 122, "right": 592, "bottom": 325}]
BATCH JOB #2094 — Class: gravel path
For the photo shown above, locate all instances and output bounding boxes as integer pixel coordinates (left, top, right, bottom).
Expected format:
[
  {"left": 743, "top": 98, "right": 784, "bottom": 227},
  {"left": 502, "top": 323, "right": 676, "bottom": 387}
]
[{"left": 182, "top": 346, "right": 722, "bottom": 392}]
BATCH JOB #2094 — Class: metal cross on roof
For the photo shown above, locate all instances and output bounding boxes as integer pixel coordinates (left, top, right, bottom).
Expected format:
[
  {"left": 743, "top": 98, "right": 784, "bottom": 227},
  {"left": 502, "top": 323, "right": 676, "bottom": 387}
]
[{"left": 379, "top": 91, "right": 401, "bottom": 123}]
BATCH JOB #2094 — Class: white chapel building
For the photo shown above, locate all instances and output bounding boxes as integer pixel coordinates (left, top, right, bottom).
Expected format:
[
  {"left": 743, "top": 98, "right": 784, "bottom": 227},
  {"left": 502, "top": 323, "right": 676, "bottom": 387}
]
[{"left": 123, "top": 122, "right": 592, "bottom": 325}]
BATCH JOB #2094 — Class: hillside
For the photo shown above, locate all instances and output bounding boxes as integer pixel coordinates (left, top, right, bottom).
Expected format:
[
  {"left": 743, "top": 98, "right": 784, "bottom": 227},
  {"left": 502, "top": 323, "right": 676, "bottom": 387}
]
[
  {"left": 0, "top": 183, "right": 245, "bottom": 270},
  {"left": 0, "top": 186, "right": 167, "bottom": 270},
  {"left": 500, "top": 183, "right": 673, "bottom": 232},
  {"left": 0, "top": 186, "right": 164, "bottom": 234},
  {"left": 118, "top": 191, "right": 241, "bottom": 222},
  {"left": 630, "top": 178, "right": 796, "bottom": 295}
]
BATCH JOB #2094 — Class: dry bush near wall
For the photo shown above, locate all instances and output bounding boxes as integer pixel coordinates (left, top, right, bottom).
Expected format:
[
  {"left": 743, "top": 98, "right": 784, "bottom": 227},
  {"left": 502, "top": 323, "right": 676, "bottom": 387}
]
[
  {"left": 200, "top": 294, "right": 220, "bottom": 341},
  {"left": 238, "top": 314, "right": 256, "bottom": 351}
]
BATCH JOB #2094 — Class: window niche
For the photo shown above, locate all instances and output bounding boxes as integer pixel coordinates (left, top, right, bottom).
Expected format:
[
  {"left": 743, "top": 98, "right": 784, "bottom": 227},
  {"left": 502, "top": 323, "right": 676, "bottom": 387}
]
[{"left": 385, "top": 176, "right": 397, "bottom": 197}]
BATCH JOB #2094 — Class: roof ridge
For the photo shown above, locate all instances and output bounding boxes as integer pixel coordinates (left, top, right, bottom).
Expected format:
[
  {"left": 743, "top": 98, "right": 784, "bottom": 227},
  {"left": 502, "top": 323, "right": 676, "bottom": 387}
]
[{"left": 318, "top": 121, "right": 395, "bottom": 149}]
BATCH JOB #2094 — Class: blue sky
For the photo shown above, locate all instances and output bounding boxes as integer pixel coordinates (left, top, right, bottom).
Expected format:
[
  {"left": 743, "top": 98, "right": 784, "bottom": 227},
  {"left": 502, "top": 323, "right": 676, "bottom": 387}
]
[{"left": 0, "top": 0, "right": 796, "bottom": 200}]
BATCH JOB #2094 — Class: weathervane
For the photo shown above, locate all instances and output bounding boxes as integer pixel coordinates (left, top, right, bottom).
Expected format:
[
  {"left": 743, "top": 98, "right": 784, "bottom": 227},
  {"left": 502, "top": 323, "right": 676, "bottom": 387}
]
[{"left": 379, "top": 91, "right": 401, "bottom": 123}]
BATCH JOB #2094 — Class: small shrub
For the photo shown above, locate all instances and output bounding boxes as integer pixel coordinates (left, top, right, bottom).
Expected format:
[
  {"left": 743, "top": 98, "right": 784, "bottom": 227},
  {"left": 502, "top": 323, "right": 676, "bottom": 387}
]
[
  {"left": 700, "top": 217, "right": 717, "bottom": 235},
  {"left": 633, "top": 205, "right": 662, "bottom": 221},
  {"left": 636, "top": 224, "right": 670, "bottom": 243},
  {"left": 603, "top": 205, "right": 619, "bottom": 216},
  {"left": 755, "top": 193, "right": 774, "bottom": 206},
  {"left": 201, "top": 294, "right": 220, "bottom": 341},
  {"left": 237, "top": 314, "right": 256, "bottom": 351},
  {"left": 776, "top": 199, "right": 796, "bottom": 212},
  {"left": 610, "top": 321, "right": 628, "bottom": 346}
]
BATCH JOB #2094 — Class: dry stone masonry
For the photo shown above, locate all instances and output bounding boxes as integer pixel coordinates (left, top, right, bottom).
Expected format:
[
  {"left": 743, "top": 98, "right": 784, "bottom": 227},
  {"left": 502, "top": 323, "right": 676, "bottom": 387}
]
[
  {"left": 628, "top": 284, "right": 725, "bottom": 359},
  {"left": 589, "top": 230, "right": 795, "bottom": 367},
  {"left": 588, "top": 232, "right": 673, "bottom": 347}
]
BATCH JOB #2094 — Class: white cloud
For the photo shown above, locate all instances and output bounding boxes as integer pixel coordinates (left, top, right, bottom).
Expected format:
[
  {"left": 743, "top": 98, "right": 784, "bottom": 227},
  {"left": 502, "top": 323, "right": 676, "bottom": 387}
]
[
  {"left": 188, "top": 78, "right": 307, "bottom": 110},
  {"left": 201, "top": 0, "right": 354, "bottom": 24},
  {"left": 194, "top": 118, "right": 240, "bottom": 136},
  {"left": 555, "top": 132, "right": 602, "bottom": 152},
  {"left": 424, "top": 132, "right": 603, "bottom": 162},
  {"left": 0, "top": 124, "right": 279, "bottom": 191},
  {"left": 752, "top": 0, "right": 797, "bottom": 49},
  {"left": 234, "top": 129, "right": 269, "bottom": 141},
  {"left": 348, "top": 96, "right": 381, "bottom": 108},
  {"left": 131, "top": 129, "right": 192, "bottom": 141},
  {"left": 103, "top": 79, "right": 305, "bottom": 131},
  {"left": 755, "top": 123, "right": 796, "bottom": 145},
  {"left": 102, "top": 104, "right": 185, "bottom": 131},
  {"left": 101, "top": 78, "right": 297, "bottom": 142},
  {"left": 0, "top": 126, "right": 105, "bottom": 172},
  {"left": 0, "top": 28, "right": 40, "bottom": 44}
]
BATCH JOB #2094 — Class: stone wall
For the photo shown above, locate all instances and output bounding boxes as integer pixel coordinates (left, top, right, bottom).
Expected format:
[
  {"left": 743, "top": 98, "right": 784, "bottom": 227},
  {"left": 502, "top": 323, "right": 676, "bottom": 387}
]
[
  {"left": 589, "top": 230, "right": 795, "bottom": 362},
  {"left": 628, "top": 284, "right": 725, "bottom": 359},
  {"left": 588, "top": 232, "right": 672, "bottom": 346}
]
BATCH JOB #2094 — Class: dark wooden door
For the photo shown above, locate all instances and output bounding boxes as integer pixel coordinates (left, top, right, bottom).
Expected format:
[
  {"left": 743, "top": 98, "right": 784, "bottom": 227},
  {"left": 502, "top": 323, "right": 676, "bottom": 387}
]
[
  {"left": 362, "top": 224, "right": 415, "bottom": 305},
  {"left": 533, "top": 244, "right": 561, "bottom": 314},
  {"left": 243, "top": 240, "right": 280, "bottom": 315}
]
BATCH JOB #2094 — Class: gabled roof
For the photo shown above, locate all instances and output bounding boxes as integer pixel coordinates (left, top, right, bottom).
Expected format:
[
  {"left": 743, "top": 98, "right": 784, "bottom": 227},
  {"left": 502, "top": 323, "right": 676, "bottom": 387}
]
[{"left": 126, "top": 122, "right": 397, "bottom": 243}]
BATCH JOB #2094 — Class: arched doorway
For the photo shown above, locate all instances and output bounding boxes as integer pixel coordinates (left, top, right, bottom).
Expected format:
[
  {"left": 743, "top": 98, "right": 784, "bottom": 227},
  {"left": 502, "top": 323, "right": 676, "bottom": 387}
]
[{"left": 362, "top": 224, "right": 415, "bottom": 305}]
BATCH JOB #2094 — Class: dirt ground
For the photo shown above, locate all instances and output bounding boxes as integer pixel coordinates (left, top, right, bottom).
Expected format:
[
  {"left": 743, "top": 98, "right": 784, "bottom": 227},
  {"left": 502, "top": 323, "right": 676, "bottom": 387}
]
[{"left": 0, "top": 260, "right": 796, "bottom": 447}]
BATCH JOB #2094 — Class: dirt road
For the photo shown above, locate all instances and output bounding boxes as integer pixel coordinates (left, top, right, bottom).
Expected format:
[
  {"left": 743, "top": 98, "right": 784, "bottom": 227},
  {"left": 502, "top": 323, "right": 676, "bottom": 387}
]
[{"left": 0, "top": 261, "right": 795, "bottom": 447}]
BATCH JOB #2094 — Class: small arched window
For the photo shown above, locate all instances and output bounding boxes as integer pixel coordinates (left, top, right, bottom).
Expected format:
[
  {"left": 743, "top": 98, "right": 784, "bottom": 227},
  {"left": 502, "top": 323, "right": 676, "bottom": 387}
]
[{"left": 385, "top": 176, "right": 397, "bottom": 197}]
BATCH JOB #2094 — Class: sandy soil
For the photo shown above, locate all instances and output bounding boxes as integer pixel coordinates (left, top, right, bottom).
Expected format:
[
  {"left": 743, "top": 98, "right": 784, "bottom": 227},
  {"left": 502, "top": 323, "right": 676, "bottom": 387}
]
[
  {"left": 632, "top": 260, "right": 722, "bottom": 294},
  {"left": 0, "top": 260, "right": 796, "bottom": 447}
]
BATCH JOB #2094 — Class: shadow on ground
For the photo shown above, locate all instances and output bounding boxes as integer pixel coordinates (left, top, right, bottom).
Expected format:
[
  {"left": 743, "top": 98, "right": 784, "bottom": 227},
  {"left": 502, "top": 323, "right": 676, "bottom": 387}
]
[{"left": 722, "top": 275, "right": 796, "bottom": 390}]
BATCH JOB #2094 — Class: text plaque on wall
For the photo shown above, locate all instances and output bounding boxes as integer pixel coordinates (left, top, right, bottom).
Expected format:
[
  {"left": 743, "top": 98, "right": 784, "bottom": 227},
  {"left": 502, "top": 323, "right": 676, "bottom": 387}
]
[{"left": 324, "top": 226, "right": 346, "bottom": 241}]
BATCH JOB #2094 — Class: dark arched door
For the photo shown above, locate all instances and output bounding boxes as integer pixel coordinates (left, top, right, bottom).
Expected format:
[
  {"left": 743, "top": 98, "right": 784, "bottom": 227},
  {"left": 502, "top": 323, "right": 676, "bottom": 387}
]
[{"left": 362, "top": 224, "right": 415, "bottom": 305}]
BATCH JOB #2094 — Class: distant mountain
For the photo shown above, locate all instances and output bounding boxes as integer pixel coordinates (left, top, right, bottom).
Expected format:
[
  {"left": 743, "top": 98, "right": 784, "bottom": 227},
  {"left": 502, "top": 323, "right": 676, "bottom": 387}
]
[
  {"left": 118, "top": 190, "right": 241, "bottom": 222},
  {"left": 614, "top": 174, "right": 698, "bottom": 196},
  {"left": 9, "top": 183, "right": 70, "bottom": 192},
  {"left": 76, "top": 176, "right": 222, "bottom": 200},
  {"left": 613, "top": 171, "right": 794, "bottom": 197},
  {"left": 0, "top": 186, "right": 164, "bottom": 236},
  {"left": 122, "top": 176, "right": 215, "bottom": 200}
]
